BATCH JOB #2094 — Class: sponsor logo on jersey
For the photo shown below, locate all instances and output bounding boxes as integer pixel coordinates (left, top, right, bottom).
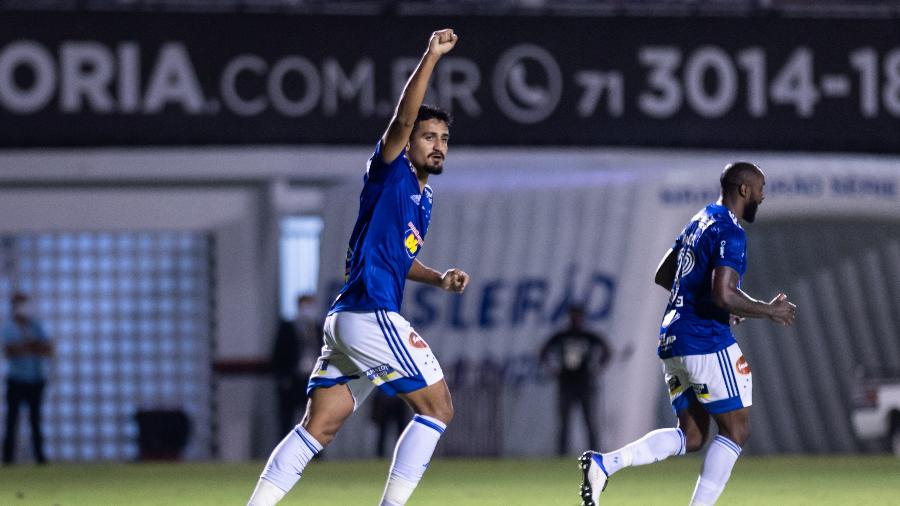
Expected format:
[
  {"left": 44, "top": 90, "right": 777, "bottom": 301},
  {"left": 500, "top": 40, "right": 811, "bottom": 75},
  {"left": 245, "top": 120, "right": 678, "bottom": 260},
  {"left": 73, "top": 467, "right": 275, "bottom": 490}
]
[
  {"left": 408, "top": 331, "right": 428, "bottom": 349},
  {"left": 658, "top": 333, "right": 677, "bottom": 348},
  {"left": 692, "top": 383, "right": 711, "bottom": 399},
  {"left": 404, "top": 222, "right": 424, "bottom": 258},
  {"left": 678, "top": 249, "right": 696, "bottom": 278},
  {"left": 719, "top": 240, "right": 726, "bottom": 258},
  {"left": 736, "top": 355, "right": 751, "bottom": 375}
]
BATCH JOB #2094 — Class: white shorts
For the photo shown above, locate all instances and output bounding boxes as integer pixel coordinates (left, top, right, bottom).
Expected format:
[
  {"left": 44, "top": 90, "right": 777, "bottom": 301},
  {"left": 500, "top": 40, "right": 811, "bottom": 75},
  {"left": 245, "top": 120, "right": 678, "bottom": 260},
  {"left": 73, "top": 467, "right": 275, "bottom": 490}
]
[
  {"left": 662, "top": 342, "right": 752, "bottom": 415},
  {"left": 306, "top": 310, "right": 444, "bottom": 410}
]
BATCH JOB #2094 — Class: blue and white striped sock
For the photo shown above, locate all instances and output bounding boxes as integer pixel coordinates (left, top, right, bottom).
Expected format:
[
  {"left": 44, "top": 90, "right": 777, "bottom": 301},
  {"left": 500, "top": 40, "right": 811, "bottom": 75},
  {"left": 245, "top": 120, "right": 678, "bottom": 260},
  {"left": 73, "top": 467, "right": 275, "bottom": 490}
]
[
  {"left": 249, "top": 424, "right": 322, "bottom": 505},
  {"left": 603, "top": 427, "right": 686, "bottom": 476},
  {"left": 689, "top": 434, "right": 742, "bottom": 506},
  {"left": 380, "top": 414, "right": 447, "bottom": 506}
]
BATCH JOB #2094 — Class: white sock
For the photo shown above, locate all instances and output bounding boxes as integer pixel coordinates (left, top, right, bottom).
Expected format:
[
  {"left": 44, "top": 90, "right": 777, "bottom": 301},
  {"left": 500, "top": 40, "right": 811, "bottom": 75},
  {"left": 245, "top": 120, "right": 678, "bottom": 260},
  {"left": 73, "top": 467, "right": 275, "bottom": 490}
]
[
  {"left": 602, "top": 428, "right": 685, "bottom": 476},
  {"left": 689, "top": 435, "right": 742, "bottom": 506},
  {"left": 247, "top": 425, "right": 323, "bottom": 506},
  {"left": 380, "top": 414, "right": 446, "bottom": 506},
  {"left": 246, "top": 479, "right": 286, "bottom": 506}
]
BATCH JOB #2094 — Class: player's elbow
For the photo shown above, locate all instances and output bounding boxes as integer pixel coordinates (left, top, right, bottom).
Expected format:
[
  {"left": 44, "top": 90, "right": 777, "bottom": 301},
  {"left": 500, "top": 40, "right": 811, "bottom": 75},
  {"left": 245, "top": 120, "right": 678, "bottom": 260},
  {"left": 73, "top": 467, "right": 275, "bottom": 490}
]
[
  {"left": 711, "top": 288, "right": 733, "bottom": 312},
  {"left": 653, "top": 274, "right": 670, "bottom": 290}
]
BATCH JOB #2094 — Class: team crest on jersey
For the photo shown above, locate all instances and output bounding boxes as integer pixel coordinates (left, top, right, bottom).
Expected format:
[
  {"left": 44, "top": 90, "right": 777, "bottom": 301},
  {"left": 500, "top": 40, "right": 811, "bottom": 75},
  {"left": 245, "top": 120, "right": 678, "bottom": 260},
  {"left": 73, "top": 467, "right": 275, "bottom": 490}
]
[
  {"left": 410, "top": 194, "right": 421, "bottom": 205},
  {"left": 736, "top": 356, "right": 751, "bottom": 375},
  {"left": 404, "top": 222, "right": 424, "bottom": 258},
  {"left": 408, "top": 331, "right": 428, "bottom": 349}
]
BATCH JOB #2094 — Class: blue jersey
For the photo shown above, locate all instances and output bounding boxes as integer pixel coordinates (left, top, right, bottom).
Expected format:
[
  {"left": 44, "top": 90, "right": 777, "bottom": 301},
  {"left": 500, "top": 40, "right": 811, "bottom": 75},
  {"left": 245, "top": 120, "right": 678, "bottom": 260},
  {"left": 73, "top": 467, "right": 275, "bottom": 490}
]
[
  {"left": 658, "top": 203, "right": 747, "bottom": 358},
  {"left": 2, "top": 319, "right": 50, "bottom": 383},
  {"left": 330, "top": 141, "right": 433, "bottom": 314}
]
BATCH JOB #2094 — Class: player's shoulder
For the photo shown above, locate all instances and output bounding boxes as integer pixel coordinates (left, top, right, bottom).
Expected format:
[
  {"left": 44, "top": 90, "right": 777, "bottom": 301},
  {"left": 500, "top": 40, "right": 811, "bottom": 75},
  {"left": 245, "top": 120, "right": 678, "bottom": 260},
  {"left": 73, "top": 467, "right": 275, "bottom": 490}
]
[
  {"left": 367, "top": 139, "right": 415, "bottom": 181},
  {"left": 706, "top": 204, "right": 743, "bottom": 232}
]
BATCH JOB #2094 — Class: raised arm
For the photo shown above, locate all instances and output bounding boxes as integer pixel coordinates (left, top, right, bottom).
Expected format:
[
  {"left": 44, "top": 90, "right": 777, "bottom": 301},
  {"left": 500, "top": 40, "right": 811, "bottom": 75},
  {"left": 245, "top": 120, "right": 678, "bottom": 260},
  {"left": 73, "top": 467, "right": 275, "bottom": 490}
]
[
  {"left": 407, "top": 259, "right": 469, "bottom": 294},
  {"left": 711, "top": 266, "right": 796, "bottom": 326},
  {"left": 381, "top": 29, "right": 458, "bottom": 163}
]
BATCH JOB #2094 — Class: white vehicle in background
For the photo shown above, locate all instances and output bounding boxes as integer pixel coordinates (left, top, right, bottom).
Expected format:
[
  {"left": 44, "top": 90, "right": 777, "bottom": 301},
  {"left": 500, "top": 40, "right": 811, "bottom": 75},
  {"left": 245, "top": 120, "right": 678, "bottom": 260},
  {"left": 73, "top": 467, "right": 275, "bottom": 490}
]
[{"left": 852, "top": 371, "right": 900, "bottom": 456}]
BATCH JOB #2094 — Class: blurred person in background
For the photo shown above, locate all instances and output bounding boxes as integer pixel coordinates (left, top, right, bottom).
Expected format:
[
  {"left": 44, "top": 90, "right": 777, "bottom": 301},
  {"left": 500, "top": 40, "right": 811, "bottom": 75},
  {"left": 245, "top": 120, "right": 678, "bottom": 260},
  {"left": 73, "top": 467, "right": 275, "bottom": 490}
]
[
  {"left": 247, "top": 29, "right": 468, "bottom": 506},
  {"left": 271, "top": 294, "right": 323, "bottom": 436},
  {"left": 539, "top": 304, "right": 611, "bottom": 456},
  {"left": 2, "top": 292, "right": 53, "bottom": 465},
  {"left": 579, "top": 162, "right": 797, "bottom": 506}
]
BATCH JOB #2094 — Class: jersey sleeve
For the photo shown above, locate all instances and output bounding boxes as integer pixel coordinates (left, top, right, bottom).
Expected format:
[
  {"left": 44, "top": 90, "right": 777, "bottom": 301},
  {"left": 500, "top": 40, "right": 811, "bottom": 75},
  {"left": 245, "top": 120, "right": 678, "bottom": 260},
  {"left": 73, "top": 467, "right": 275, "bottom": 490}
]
[
  {"left": 365, "top": 139, "right": 407, "bottom": 183},
  {"left": 671, "top": 226, "right": 687, "bottom": 251},
  {"left": 712, "top": 225, "right": 746, "bottom": 272}
]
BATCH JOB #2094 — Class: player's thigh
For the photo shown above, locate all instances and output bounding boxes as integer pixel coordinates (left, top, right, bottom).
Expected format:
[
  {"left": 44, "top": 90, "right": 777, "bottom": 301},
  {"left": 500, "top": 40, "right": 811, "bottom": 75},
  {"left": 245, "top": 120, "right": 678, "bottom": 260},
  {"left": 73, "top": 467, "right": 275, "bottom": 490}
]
[
  {"left": 307, "top": 313, "right": 377, "bottom": 410},
  {"left": 333, "top": 310, "right": 446, "bottom": 399},
  {"left": 300, "top": 384, "right": 355, "bottom": 445},
  {"left": 398, "top": 379, "right": 453, "bottom": 424},
  {"left": 663, "top": 358, "right": 710, "bottom": 450},
  {"left": 712, "top": 406, "right": 751, "bottom": 446},
  {"left": 676, "top": 397, "right": 711, "bottom": 451}
]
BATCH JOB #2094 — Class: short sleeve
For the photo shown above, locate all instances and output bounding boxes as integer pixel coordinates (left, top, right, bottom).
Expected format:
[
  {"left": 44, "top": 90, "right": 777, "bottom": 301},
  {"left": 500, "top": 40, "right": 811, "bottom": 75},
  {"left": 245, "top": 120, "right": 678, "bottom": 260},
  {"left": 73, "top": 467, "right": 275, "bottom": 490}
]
[
  {"left": 713, "top": 225, "right": 746, "bottom": 272},
  {"left": 365, "top": 139, "right": 407, "bottom": 184}
]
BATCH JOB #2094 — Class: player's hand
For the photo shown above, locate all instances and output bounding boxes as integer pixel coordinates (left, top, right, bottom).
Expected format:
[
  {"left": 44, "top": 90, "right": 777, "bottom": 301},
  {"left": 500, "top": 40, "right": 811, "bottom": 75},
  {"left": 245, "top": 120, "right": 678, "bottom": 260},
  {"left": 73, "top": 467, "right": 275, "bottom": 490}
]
[
  {"left": 440, "top": 268, "right": 469, "bottom": 293},
  {"left": 768, "top": 293, "right": 797, "bottom": 326},
  {"left": 729, "top": 314, "right": 746, "bottom": 326},
  {"left": 427, "top": 29, "right": 458, "bottom": 57}
]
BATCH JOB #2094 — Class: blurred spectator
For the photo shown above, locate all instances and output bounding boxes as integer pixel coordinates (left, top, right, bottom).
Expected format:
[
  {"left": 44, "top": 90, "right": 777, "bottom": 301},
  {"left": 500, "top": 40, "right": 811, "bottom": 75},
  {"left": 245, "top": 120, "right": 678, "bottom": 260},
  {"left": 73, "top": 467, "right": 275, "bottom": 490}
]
[
  {"left": 271, "top": 294, "right": 323, "bottom": 435},
  {"left": 2, "top": 292, "right": 53, "bottom": 465},
  {"left": 369, "top": 389, "right": 411, "bottom": 458},
  {"left": 539, "top": 304, "right": 611, "bottom": 456}
]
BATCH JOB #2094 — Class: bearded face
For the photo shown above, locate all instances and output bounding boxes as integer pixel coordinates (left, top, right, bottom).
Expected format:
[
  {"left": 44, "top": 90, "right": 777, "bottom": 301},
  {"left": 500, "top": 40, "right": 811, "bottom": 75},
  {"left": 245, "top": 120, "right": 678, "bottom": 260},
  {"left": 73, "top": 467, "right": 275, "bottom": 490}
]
[{"left": 407, "top": 119, "right": 449, "bottom": 176}]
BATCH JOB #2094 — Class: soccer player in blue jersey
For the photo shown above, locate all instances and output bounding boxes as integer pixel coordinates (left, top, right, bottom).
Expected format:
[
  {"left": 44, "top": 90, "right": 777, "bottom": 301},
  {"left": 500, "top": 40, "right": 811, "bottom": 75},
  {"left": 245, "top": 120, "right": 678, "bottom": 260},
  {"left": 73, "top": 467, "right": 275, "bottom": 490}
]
[
  {"left": 246, "top": 29, "right": 467, "bottom": 506},
  {"left": 580, "top": 162, "right": 797, "bottom": 506}
]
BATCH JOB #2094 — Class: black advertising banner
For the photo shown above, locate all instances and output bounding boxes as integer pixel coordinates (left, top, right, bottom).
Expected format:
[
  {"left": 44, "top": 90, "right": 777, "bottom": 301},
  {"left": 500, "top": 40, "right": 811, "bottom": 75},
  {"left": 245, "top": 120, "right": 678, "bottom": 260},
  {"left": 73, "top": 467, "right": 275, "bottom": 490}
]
[{"left": 1, "top": 12, "right": 899, "bottom": 151}]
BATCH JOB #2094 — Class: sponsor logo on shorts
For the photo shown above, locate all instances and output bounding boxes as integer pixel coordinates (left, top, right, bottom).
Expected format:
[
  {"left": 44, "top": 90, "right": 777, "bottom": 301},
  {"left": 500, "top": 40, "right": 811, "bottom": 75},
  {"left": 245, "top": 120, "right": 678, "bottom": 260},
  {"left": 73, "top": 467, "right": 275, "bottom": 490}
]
[
  {"left": 692, "top": 383, "right": 711, "bottom": 399},
  {"left": 314, "top": 358, "right": 329, "bottom": 375},
  {"left": 736, "top": 356, "right": 751, "bottom": 375},
  {"left": 667, "top": 375, "right": 682, "bottom": 394},
  {"left": 365, "top": 364, "right": 394, "bottom": 380},
  {"left": 404, "top": 222, "right": 424, "bottom": 258},
  {"left": 409, "top": 331, "right": 428, "bottom": 349}
]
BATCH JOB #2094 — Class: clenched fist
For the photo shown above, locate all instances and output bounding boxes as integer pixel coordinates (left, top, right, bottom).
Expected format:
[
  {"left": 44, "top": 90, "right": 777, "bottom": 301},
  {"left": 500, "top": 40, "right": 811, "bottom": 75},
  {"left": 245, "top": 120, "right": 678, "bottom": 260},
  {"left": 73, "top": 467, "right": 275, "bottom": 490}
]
[
  {"left": 427, "top": 29, "right": 458, "bottom": 57},
  {"left": 440, "top": 268, "right": 469, "bottom": 293}
]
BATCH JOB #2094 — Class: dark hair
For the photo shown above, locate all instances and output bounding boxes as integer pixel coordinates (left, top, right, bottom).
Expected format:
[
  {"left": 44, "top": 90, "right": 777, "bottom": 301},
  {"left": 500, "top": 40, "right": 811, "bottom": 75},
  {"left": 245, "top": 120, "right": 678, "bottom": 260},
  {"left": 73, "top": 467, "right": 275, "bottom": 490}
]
[
  {"left": 720, "top": 162, "right": 761, "bottom": 192},
  {"left": 413, "top": 104, "right": 452, "bottom": 131}
]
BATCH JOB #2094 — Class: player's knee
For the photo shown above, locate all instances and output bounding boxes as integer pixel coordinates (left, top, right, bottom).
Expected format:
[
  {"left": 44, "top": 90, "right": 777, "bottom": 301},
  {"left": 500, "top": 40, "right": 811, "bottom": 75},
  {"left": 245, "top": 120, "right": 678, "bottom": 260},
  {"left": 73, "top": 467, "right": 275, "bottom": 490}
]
[
  {"left": 683, "top": 430, "right": 707, "bottom": 453},
  {"left": 425, "top": 403, "right": 454, "bottom": 425},
  {"left": 303, "top": 421, "right": 339, "bottom": 447},
  {"left": 724, "top": 423, "right": 751, "bottom": 447},
  {"left": 414, "top": 399, "right": 454, "bottom": 426}
]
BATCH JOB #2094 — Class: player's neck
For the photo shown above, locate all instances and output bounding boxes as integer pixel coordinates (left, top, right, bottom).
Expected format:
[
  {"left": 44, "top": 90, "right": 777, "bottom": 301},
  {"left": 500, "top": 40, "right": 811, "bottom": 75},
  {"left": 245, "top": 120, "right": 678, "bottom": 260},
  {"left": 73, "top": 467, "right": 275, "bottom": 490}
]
[
  {"left": 717, "top": 195, "right": 744, "bottom": 220},
  {"left": 415, "top": 169, "right": 429, "bottom": 192}
]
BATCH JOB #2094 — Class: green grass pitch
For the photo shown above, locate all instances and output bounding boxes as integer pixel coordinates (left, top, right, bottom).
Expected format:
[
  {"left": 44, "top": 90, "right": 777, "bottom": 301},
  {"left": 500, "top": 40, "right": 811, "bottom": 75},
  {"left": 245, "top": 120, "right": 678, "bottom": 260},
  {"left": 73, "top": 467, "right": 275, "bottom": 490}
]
[{"left": 1, "top": 456, "right": 898, "bottom": 505}]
